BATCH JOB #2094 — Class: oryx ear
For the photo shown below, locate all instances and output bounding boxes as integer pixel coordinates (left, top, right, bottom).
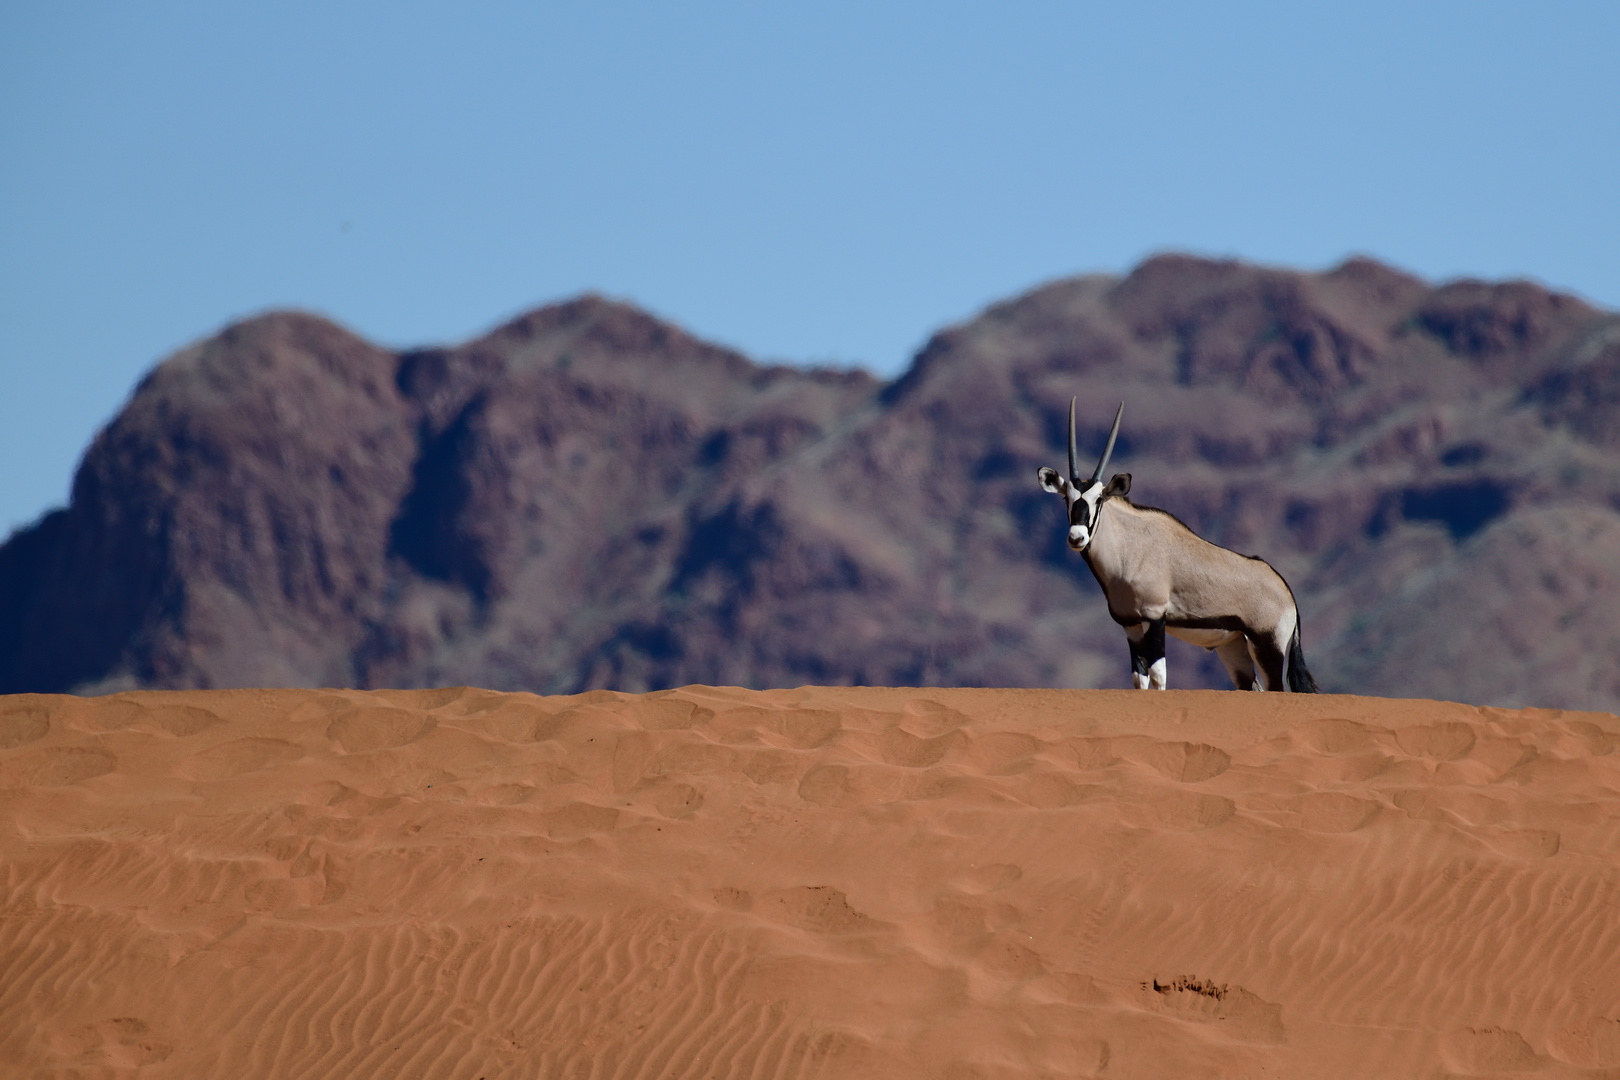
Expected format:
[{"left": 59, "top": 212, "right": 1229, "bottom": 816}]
[
  {"left": 1103, "top": 472, "right": 1131, "bottom": 499},
  {"left": 1037, "top": 466, "right": 1067, "bottom": 495}
]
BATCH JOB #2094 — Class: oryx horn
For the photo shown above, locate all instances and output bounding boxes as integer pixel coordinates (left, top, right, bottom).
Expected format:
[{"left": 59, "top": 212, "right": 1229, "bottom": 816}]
[
  {"left": 1090, "top": 401, "right": 1124, "bottom": 483},
  {"left": 1067, "top": 397, "right": 1081, "bottom": 484}
]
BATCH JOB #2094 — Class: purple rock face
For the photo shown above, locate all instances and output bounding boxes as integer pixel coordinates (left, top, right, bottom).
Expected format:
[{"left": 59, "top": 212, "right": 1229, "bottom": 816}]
[{"left": 4, "top": 255, "right": 1618, "bottom": 710}]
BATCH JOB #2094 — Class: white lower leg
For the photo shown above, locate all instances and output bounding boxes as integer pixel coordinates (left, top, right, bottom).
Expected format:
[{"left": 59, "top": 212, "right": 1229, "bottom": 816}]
[{"left": 1148, "top": 657, "right": 1167, "bottom": 690}]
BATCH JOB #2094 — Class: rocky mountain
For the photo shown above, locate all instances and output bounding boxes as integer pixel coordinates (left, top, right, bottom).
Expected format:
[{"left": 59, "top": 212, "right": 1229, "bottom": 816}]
[{"left": 3, "top": 255, "right": 1618, "bottom": 709}]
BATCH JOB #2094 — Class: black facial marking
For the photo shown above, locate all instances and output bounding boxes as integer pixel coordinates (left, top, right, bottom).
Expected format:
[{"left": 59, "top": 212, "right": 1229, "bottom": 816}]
[{"left": 1068, "top": 486, "right": 1100, "bottom": 532}]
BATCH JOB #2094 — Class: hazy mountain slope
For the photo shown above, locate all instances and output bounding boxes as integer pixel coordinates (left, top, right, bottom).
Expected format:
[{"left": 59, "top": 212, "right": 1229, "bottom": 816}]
[{"left": 2, "top": 255, "right": 1616, "bottom": 708}]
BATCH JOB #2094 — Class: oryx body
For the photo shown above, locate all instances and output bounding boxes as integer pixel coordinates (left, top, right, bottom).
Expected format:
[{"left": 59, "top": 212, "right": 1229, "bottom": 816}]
[{"left": 1039, "top": 400, "right": 1317, "bottom": 692}]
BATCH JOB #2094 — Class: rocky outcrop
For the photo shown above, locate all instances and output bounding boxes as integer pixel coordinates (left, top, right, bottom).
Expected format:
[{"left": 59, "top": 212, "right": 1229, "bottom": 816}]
[{"left": 3, "top": 256, "right": 1617, "bottom": 709}]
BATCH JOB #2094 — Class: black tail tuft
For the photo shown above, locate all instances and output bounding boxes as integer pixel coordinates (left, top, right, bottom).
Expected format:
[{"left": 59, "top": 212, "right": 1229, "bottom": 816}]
[{"left": 1286, "top": 629, "right": 1319, "bottom": 693}]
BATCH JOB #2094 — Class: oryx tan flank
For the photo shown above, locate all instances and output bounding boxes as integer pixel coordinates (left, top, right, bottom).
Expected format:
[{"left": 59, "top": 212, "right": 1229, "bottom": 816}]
[{"left": 1038, "top": 399, "right": 1318, "bottom": 692}]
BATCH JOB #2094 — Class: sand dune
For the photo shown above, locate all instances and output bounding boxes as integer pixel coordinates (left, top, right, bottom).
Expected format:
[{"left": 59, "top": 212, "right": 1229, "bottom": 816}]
[{"left": 2, "top": 685, "right": 1619, "bottom": 1078}]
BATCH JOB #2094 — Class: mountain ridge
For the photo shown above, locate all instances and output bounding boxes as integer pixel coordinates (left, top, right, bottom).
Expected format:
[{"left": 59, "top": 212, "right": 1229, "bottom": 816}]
[{"left": 4, "top": 254, "right": 1617, "bottom": 708}]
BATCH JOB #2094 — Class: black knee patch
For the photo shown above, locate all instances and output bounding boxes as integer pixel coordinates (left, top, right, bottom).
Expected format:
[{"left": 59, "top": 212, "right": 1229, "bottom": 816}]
[{"left": 1131, "top": 619, "right": 1166, "bottom": 676}]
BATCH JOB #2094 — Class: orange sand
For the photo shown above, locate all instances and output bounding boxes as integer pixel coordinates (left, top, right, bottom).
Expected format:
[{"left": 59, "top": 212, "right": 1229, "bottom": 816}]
[{"left": 3, "top": 686, "right": 1619, "bottom": 1078}]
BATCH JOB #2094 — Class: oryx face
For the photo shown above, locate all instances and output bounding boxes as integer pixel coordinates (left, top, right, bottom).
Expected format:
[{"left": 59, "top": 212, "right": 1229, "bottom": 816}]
[
  {"left": 1037, "top": 398, "right": 1128, "bottom": 555},
  {"left": 1037, "top": 471, "right": 1106, "bottom": 551}
]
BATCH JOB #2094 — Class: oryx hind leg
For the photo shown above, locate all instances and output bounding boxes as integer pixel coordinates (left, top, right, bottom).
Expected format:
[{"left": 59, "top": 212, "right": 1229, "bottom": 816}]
[
  {"left": 1214, "top": 635, "right": 1257, "bottom": 691},
  {"left": 1248, "top": 630, "right": 1288, "bottom": 692},
  {"left": 1125, "top": 619, "right": 1168, "bottom": 690}
]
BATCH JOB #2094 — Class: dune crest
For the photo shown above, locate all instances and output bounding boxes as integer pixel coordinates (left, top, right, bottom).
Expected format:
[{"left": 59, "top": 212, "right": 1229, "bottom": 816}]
[{"left": 2, "top": 686, "right": 1618, "bottom": 1078}]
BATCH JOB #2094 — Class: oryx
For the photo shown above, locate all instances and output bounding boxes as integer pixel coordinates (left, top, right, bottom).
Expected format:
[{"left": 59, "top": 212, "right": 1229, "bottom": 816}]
[{"left": 1038, "top": 399, "right": 1318, "bottom": 692}]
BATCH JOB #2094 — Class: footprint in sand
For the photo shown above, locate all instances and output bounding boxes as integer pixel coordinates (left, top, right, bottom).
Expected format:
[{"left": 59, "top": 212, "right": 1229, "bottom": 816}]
[
  {"left": 962, "top": 731, "right": 1043, "bottom": 775},
  {"left": 708, "top": 705, "right": 841, "bottom": 748},
  {"left": 1122, "top": 790, "right": 1236, "bottom": 832},
  {"left": 0, "top": 706, "right": 51, "bottom": 748},
  {"left": 325, "top": 708, "right": 436, "bottom": 752},
  {"left": 264, "top": 835, "right": 306, "bottom": 862},
  {"left": 870, "top": 726, "right": 963, "bottom": 768},
  {"left": 776, "top": 709, "right": 843, "bottom": 749},
  {"left": 545, "top": 801, "right": 619, "bottom": 840},
  {"left": 85, "top": 699, "right": 222, "bottom": 736},
  {"left": 1467, "top": 735, "right": 1539, "bottom": 776},
  {"left": 651, "top": 781, "right": 704, "bottom": 820},
  {"left": 900, "top": 698, "right": 973, "bottom": 735},
  {"left": 455, "top": 701, "right": 553, "bottom": 742},
  {"left": 1548, "top": 1017, "right": 1620, "bottom": 1067},
  {"left": 1291, "top": 791, "right": 1381, "bottom": 832},
  {"left": 151, "top": 705, "right": 224, "bottom": 736},
  {"left": 712, "top": 886, "right": 753, "bottom": 911},
  {"left": 635, "top": 695, "right": 714, "bottom": 731},
  {"left": 1139, "top": 976, "right": 1286, "bottom": 1044},
  {"left": 1070, "top": 736, "right": 1120, "bottom": 770},
  {"left": 49, "top": 1017, "right": 173, "bottom": 1068},
  {"left": 759, "top": 885, "right": 878, "bottom": 934},
  {"left": 612, "top": 730, "right": 657, "bottom": 794},
  {"left": 1392, "top": 788, "right": 1509, "bottom": 826},
  {"left": 1131, "top": 740, "right": 1231, "bottom": 783},
  {"left": 1440, "top": 1025, "right": 1540, "bottom": 1073},
  {"left": 178, "top": 738, "right": 303, "bottom": 780},
  {"left": 1299, "top": 750, "right": 1395, "bottom": 784},
  {"left": 737, "top": 748, "right": 801, "bottom": 785},
  {"left": 1, "top": 746, "right": 118, "bottom": 787},
  {"left": 929, "top": 895, "right": 994, "bottom": 952},
  {"left": 472, "top": 783, "right": 535, "bottom": 806},
  {"left": 70, "top": 697, "right": 153, "bottom": 731},
  {"left": 1554, "top": 721, "right": 1616, "bottom": 757},
  {"left": 652, "top": 740, "right": 735, "bottom": 777},
  {"left": 1395, "top": 722, "right": 1477, "bottom": 761},
  {"left": 1292, "top": 717, "right": 1380, "bottom": 755},
  {"left": 976, "top": 934, "right": 1045, "bottom": 981},
  {"left": 1022, "top": 771, "right": 1099, "bottom": 809},
  {"left": 798, "top": 764, "right": 856, "bottom": 807}
]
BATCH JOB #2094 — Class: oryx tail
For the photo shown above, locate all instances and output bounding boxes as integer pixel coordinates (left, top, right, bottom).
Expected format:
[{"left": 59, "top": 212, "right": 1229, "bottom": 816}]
[{"left": 1286, "top": 627, "right": 1318, "bottom": 693}]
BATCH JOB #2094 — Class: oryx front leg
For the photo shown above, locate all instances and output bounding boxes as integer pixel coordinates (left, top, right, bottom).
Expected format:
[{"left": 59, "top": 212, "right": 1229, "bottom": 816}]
[{"left": 1124, "top": 619, "right": 1167, "bottom": 690}]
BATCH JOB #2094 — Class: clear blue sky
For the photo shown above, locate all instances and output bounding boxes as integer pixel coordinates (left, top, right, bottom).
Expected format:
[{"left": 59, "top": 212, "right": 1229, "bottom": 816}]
[{"left": 3, "top": 1, "right": 1617, "bottom": 535}]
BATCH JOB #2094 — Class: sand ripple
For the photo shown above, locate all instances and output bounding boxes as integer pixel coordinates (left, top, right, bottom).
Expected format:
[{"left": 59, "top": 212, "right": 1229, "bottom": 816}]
[{"left": 1, "top": 686, "right": 1617, "bottom": 1078}]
